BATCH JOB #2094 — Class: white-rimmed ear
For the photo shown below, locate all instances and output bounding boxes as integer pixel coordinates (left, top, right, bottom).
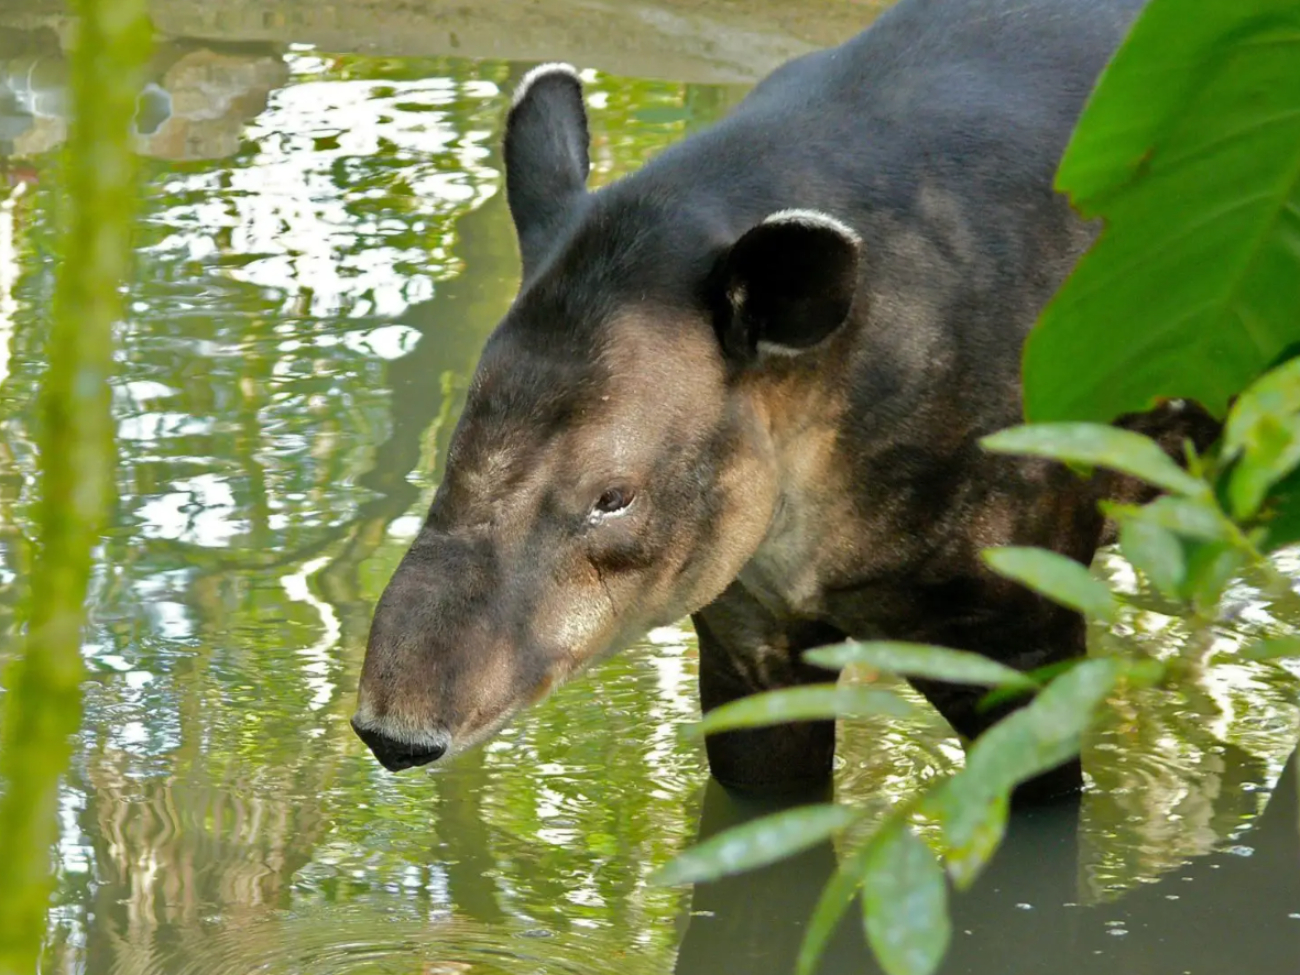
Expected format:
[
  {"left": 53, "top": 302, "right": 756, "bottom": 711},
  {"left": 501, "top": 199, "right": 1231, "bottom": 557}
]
[
  {"left": 711, "top": 209, "right": 862, "bottom": 361},
  {"left": 504, "top": 63, "right": 591, "bottom": 278}
]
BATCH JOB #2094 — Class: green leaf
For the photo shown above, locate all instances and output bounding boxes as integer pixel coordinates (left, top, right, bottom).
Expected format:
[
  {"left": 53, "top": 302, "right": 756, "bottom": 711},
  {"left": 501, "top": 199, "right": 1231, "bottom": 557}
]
[
  {"left": 977, "top": 659, "right": 1082, "bottom": 713},
  {"left": 1108, "top": 495, "right": 1232, "bottom": 543},
  {"left": 1024, "top": 0, "right": 1300, "bottom": 422},
  {"left": 1224, "top": 355, "right": 1300, "bottom": 457},
  {"left": 1223, "top": 355, "right": 1300, "bottom": 519},
  {"left": 981, "top": 423, "right": 1205, "bottom": 496},
  {"left": 921, "top": 788, "right": 1008, "bottom": 890},
  {"left": 796, "top": 841, "right": 874, "bottom": 975},
  {"left": 863, "top": 822, "right": 951, "bottom": 975},
  {"left": 654, "top": 804, "right": 860, "bottom": 886},
  {"left": 1258, "top": 465, "right": 1300, "bottom": 550},
  {"left": 692, "top": 685, "right": 914, "bottom": 737},
  {"left": 982, "top": 547, "right": 1119, "bottom": 622},
  {"left": 1184, "top": 541, "right": 1248, "bottom": 609},
  {"left": 804, "top": 641, "right": 1037, "bottom": 690},
  {"left": 1227, "top": 411, "right": 1300, "bottom": 519},
  {"left": 930, "top": 659, "right": 1123, "bottom": 885},
  {"left": 1241, "top": 636, "right": 1300, "bottom": 661},
  {"left": 969, "top": 658, "right": 1122, "bottom": 791},
  {"left": 1118, "top": 514, "right": 1187, "bottom": 597}
]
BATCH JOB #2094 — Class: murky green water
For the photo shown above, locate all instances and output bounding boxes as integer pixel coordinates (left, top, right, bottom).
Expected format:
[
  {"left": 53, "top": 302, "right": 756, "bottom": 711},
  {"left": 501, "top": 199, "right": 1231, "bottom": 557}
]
[{"left": 1, "top": 5, "right": 1298, "bottom": 974}]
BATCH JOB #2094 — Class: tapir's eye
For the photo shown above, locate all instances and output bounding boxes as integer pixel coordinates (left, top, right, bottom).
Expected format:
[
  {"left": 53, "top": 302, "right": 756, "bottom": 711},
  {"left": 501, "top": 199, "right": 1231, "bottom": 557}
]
[{"left": 592, "top": 487, "right": 635, "bottom": 518}]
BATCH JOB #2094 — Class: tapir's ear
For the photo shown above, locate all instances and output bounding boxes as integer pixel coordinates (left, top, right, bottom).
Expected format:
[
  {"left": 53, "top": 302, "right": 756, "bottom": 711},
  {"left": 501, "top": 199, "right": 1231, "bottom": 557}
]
[
  {"left": 504, "top": 63, "right": 591, "bottom": 277},
  {"left": 711, "top": 209, "right": 861, "bottom": 361}
]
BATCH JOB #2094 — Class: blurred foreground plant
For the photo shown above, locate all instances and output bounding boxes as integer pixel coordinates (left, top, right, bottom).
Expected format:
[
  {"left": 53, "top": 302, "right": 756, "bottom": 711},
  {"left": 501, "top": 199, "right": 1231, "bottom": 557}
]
[
  {"left": 0, "top": 2, "right": 150, "bottom": 972},
  {"left": 656, "top": 0, "right": 1300, "bottom": 972}
]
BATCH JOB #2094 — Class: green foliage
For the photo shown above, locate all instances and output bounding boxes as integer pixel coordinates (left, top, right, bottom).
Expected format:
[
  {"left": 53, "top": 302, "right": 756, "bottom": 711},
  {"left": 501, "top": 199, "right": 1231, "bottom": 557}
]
[
  {"left": 804, "top": 640, "right": 1037, "bottom": 690},
  {"left": 654, "top": 803, "right": 860, "bottom": 886},
  {"left": 1023, "top": 0, "right": 1300, "bottom": 423},
  {"left": 981, "top": 423, "right": 1205, "bottom": 496},
  {"left": 1240, "top": 635, "right": 1300, "bottom": 661},
  {"left": 982, "top": 547, "right": 1119, "bottom": 622},
  {"left": 692, "top": 684, "right": 914, "bottom": 735},
  {"left": 795, "top": 841, "right": 876, "bottom": 975},
  {"left": 1224, "top": 357, "right": 1300, "bottom": 518},
  {"left": 926, "top": 659, "right": 1126, "bottom": 882},
  {"left": 862, "top": 820, "right": 950, "bottom": 975},
  {"left": 0, "top": 1, "right": 150, "bottom": 971}
]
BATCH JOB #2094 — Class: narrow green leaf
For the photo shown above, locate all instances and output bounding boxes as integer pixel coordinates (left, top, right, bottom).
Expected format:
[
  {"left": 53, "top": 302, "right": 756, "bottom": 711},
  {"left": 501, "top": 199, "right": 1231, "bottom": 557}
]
[
  {"left": 970, "top": 658, "right": 1122, "bottom": 792},
  {"left": 692, "top": 685, "right": 914, "bottom": 737},
  {"left": 1228, "top": 412, "right": 1300, "bottom": 519},
  {"left": 921, "top": 788, "right": 1008, "bottom": 890},
  {"left": 796, "top": 841, "right": 874, "bottom": 975},
  {"left": 977, "top": 659, "right": 1082, "bottom": 713},
  {"left": 1241, "top": 636, "right": 1300, "bottom": 661},
  {"left": 804, "top": 641, "right": 1036, "bottom": 690},
  {"left": 863, "top": 822, "right": 950, "bottom": 975},
  {"left": 1224, "top": 357, "right": 1300, "bottom": 458},
  {"left": 1108, "top": 495, "right": 1231, "bottom": 544},
  {"left": 981, "top": 423, "right": 1205, "bottom": 496},
  {"left": 1118, "top": 515, "right": 1187, "bottom": 598},
  {"left": 1184, "top": 541, "right": 1248, "bottom": 609},
  {"left": 1258, "top": 466, "right": 1300, "bottom": 551},
  {"left": 982, "top": 547, "right": 1118, "bottom": 622},
  {"left": 654, "top": 804, "right": 860, "bottom": 886},
  {"left": 930, "top": 659, "right": 1124, "bottom": 885}
]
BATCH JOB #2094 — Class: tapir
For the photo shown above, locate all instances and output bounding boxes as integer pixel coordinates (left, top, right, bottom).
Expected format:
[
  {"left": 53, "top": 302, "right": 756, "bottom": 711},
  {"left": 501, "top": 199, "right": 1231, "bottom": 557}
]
[{"left": 352, "top": 0, "right": 1217, "bottom": 795}]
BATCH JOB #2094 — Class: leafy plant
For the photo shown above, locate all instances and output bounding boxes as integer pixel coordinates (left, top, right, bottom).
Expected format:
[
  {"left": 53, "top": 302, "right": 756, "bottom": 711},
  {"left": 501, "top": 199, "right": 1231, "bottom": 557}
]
[{"left": 655, "top": 0, "right": 1300, "bottom": 973}]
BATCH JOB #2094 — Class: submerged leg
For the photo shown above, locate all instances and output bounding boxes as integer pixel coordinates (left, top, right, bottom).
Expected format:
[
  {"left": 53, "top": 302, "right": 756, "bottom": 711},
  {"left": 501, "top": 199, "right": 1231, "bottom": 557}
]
[{"left": 693, "top": 584, "right": 845, "bottom": 796}]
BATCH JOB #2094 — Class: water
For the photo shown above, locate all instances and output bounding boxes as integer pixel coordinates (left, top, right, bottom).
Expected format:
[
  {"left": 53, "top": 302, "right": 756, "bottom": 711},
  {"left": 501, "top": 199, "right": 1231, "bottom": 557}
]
[{"left": 0, "top": 3, "right": 1298, "bottom": 974}]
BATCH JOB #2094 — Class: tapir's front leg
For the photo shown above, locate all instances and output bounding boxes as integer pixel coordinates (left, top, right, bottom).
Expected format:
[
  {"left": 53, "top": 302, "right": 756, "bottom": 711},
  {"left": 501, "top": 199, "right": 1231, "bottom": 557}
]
[{"left": 693, "top": 583, "right": 845, "bottom": 796}]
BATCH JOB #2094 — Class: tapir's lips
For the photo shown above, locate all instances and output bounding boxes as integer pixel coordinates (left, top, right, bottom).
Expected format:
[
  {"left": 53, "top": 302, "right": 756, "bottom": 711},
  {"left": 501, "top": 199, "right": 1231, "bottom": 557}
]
[{"left": 350, "top": 718, "right": 451, "bottom": 772}]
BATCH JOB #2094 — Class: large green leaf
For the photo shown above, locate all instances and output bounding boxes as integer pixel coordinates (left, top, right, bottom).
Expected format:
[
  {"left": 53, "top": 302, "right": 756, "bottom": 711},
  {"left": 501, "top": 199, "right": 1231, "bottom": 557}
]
[
  {"left": 692, "top": 684, "right": 914, "bottom": 737},
  {"left": 863, "top": 821, "right": 951, "bottom": 975},
  {"left": 981, "top": 423, "right": 1205, "bottom": 496},
  {"left": 982, "top": 547, "right": 1119, "bottom": 622},
  {"left": 654, "top": 804, "right": 860, "bottom": 886},
  {"left": 804, "top": 641, "right": 1036, "bottom": 690},
  {"left": 1023, "top": 0, "right": 1300, "bottom": 422}
]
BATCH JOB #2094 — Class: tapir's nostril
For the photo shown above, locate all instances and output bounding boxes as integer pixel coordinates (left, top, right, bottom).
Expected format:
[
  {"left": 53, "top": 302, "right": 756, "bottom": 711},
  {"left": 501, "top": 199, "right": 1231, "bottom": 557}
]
[{"left": 351, "top": 718, "right": 450, "bottom": 772}]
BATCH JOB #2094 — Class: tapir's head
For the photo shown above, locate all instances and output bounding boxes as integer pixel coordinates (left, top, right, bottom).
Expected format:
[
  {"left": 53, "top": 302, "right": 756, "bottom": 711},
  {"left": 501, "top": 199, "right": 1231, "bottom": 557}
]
[{"left": 352, "top": 64, "right": 862, "bottom": 771}]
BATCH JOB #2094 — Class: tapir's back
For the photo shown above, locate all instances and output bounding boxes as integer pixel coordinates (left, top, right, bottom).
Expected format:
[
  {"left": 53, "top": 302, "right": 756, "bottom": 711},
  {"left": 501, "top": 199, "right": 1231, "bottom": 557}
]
[
  {"left": 637, "top": 0, "right": 1143, "bottom": 263},
  {"left": 746, "top": 0, "right": 1142, "bottom": 132}
]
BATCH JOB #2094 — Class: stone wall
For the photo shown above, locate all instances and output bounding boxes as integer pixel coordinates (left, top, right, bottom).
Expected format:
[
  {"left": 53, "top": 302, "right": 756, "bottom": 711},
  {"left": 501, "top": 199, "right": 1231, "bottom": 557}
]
[{"left": 1, "top": 0, "right": 886, "bottom": 84}]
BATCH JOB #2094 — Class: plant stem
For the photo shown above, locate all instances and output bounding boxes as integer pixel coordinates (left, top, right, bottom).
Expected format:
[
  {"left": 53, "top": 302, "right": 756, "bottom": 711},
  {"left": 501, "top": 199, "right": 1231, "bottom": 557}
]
[{"left": 0, "top": 2, "right": 149, "bottom": 971}]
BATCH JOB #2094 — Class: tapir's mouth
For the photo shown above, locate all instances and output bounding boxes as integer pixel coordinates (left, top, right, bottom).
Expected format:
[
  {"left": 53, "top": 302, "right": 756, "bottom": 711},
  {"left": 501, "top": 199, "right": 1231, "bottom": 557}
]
[{"left": 350, "top": 718, "right": 449, "bottom": 772}]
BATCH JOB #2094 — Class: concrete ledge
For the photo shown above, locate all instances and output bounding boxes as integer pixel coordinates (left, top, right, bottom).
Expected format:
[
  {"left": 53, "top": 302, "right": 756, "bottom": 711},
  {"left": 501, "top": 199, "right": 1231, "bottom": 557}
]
[{"left": 3, "top": 0, "right": 887, "bottom": 84}]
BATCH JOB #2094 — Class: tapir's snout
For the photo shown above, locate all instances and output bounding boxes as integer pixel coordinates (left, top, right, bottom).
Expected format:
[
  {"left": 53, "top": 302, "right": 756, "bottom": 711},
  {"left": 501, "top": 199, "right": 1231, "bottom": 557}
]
[{"left": 351, "top": 717, "right": 451, "bottom": 772}]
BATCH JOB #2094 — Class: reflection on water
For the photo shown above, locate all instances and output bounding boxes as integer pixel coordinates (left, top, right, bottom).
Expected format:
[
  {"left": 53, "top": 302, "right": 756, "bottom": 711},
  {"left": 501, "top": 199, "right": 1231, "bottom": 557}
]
[{"left": 0, "top": 5, "right": 1296, "bottom": 974}]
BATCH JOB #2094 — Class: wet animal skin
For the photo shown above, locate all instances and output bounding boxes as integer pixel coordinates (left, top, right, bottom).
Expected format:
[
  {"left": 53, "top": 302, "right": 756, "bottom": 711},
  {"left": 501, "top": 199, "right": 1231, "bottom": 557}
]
[{"left": 352, "top": 0, "right": 1218, "bottom": 796}]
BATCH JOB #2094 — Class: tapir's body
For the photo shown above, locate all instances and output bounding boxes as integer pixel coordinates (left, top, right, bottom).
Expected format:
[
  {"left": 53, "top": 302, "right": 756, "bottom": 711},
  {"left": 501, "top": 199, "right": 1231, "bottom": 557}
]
[{"left": 353, "top": 0, "right": 1215, "bottom": 794}]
